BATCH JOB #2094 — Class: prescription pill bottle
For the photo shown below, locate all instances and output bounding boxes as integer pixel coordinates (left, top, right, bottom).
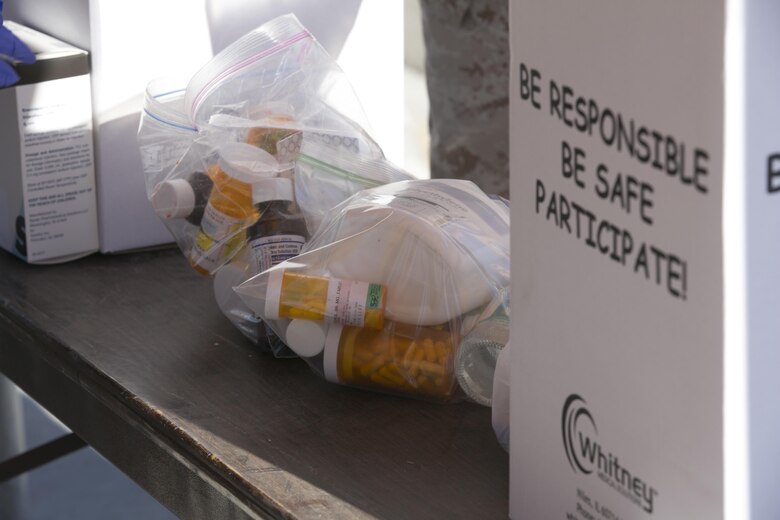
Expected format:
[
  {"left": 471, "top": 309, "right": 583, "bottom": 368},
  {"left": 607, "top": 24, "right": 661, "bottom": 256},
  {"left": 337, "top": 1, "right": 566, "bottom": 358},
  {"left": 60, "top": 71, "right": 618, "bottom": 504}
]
[
  {"left": 189, "top": 143, "right": 278, "bottom": 275},
  {"left": 287, "top": 320, "right": 457, "bottom": 401},
  {"left": 247, "top": 177, "right": 308, "bottom": 275},
  {"left": 265, "top": 269, "right": 386, "bottom": 329}
]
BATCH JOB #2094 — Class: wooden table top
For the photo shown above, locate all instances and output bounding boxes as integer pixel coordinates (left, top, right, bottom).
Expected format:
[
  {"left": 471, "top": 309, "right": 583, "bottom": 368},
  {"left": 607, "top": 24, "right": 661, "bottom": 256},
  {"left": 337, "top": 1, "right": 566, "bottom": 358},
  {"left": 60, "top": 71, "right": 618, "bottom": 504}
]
[{"left": 0, "top": 248, "right": 508, "bottom": 519}]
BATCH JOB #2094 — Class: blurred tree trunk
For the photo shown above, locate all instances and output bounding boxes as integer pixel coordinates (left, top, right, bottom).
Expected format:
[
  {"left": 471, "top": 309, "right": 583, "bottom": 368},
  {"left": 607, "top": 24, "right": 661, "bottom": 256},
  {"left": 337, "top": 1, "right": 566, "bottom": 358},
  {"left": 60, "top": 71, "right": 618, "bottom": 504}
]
[{"left": 420, "top": 0, "right": 509, "bottom": 198}]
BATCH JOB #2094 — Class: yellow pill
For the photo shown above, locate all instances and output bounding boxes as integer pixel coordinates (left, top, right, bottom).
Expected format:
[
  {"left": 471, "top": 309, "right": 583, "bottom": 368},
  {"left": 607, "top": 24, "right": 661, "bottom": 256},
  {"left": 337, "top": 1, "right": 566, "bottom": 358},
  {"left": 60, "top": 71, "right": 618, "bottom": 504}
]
[
  {"left": 434, "top": 341, "right": 448, "bottom": 364},
  {"left": 379, "top": 366, "right": 407, "bottom": 387},
  {"left": 370, "top": 372, "right": 396, "bottom": 387},
  {"left": 403, "top": 341, "right": 418, "bottom": 369},
  {"left": 417, "top": 360, "right": 446, "bottom": 377},
  {"left": 388, "top": 363, "right": 416, "bottom": 386},
  {"left": 386, "top": 362, "right": 403, "bottom": 376},
  {"left": 359, "top": 354, "right": 388, "bottom": 377},
  {"left": 423, "top": 338, "right": 436, "bottom": 362},
  {"left": 410, "top": 349, "right": 426, "bottom": 377}
]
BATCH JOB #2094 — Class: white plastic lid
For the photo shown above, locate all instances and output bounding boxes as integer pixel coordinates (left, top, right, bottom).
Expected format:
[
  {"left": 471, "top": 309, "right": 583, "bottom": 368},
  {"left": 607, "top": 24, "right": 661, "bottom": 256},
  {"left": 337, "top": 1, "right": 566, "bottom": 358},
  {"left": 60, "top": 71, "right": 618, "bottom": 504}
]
[
  {"left": 264, "top": 268, "right": 285, "bottom": 320},
  {"left": 217, "top": 142, "right": 280, "bottom": 183},
  {"left": 285, "top": 319, "right": 327, "bottom": 358},
  {"left": 151, "top": 179, "right": 195, "bottom": 219},
  {"left": 323, "top": 323, "right": 344, "bottom": 383},
  {"left": 253, "top": 177, "right": 294, "bottom": 205},
  {"left": 213, "top": 261, "right": 248, "bottom": 315}
]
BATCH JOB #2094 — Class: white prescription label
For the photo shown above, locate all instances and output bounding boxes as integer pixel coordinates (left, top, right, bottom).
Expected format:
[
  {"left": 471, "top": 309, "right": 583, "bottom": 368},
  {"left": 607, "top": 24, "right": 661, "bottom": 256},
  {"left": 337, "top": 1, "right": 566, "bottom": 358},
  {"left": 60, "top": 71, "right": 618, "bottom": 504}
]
[
  {"left": 199, "top": 201, "right": 245, "bottom": 241},
  {"left": 248, "top": 234, "right": 306, "bottom": 274},
  {"left": 190, "top": 203, "right": 247, "bottom": 273},
  {"left": 326, "top": 278, "right": 370, "bottom": 328}
]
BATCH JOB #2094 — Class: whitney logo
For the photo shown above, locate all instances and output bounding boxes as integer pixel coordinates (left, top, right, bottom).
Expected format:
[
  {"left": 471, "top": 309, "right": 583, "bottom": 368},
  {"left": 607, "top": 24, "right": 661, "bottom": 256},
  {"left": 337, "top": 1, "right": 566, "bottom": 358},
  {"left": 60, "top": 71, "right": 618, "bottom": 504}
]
[{"left": 561, "top": 394, "right": 659, "bottom": 514}]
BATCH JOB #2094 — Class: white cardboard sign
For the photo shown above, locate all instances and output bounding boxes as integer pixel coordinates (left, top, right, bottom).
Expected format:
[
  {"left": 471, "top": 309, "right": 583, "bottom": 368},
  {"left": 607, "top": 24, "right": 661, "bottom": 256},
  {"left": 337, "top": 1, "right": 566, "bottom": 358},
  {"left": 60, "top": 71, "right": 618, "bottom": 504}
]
[{"left": 510, "top": 0, "right": 780, "bottom": 518}]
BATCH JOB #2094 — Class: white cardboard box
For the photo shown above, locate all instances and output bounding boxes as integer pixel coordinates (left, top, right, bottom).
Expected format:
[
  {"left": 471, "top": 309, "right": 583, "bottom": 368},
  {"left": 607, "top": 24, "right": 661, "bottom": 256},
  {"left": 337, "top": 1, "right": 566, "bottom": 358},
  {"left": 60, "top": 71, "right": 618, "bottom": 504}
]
[
  {"left": 510, "top": 1, "right": 780, "bottom": 518},
  {"left": 7, "top": 0, "right": 402, "bottom": 253},
  {"left": 6, "top": 0, "right": 213, "bottom": 253},
  {"left": 0, "top": 22, "right": 98, "bottom": 263}
]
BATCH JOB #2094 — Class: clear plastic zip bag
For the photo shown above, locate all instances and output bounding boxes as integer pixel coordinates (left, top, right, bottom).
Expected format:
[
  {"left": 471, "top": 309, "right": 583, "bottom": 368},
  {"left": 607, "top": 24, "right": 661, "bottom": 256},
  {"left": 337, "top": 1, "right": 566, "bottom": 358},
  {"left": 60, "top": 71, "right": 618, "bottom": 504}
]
[
  {"left": 137, "top": 15, "right": 411, "bottom": 358},
  {"left": 138, "top": 76, "right": 199, "bottom": 198},
  {"left": 235, "top": 179, "right": 511, "bottom": 401},
  {"left": 184, "top": 14, "right": 380, "bottom": 152},
  {"left": 139, "top": 14, "right": 392, "bottom": 278}
]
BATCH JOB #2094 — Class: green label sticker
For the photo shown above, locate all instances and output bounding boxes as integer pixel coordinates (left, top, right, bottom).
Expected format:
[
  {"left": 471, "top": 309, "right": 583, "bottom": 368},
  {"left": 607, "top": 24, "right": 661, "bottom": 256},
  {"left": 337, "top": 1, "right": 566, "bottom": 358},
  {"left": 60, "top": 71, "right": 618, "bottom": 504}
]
[{"left": 366, "top": 284, "right": 384, "bottom": 309}]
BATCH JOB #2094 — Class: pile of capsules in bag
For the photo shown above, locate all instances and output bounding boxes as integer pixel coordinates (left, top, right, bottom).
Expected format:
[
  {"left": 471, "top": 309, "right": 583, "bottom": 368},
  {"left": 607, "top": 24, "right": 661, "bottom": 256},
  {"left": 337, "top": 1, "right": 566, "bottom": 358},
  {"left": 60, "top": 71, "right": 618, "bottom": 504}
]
[{"left": 137, "top": 14, "right": 510, "bottom": 405}]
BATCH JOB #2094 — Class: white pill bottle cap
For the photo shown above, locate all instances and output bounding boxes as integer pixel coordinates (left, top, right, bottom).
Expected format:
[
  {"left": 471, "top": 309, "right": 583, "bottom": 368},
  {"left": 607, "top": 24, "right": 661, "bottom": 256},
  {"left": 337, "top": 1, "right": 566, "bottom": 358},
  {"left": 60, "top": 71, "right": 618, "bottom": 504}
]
[
  {"left": 284, "top": 319, "right": 343, "bottom": 384},
  {"left": 217, "top": 142, "right": 281, "bottom": 182},
  {"left": 151, "top": 179, "right": 195, "bottom": 219},
  {"left": 252, "top": 177, "right": 295, "bottom": 205}
]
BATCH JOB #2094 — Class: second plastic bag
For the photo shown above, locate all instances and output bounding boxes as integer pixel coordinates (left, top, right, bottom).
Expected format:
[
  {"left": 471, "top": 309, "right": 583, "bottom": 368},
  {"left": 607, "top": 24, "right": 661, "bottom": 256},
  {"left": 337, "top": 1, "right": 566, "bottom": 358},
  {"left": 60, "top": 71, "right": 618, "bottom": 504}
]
[{"left": 235, "top": 179, "right": 510, "bottom": 401}]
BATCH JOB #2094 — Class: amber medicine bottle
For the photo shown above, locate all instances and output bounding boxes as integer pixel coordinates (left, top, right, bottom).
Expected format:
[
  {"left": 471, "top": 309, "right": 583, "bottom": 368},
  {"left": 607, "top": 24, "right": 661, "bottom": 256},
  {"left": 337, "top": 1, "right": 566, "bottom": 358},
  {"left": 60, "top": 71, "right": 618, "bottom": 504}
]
[
  {"left": 264, "top": 269, "right": 386, "bottom": 329},
  {"left": 246, "top": 177, "right": 308, "bottom": 275},
  {"left": 189, "top": 143, "right": 277, "bottom": 275},
  {"left": 284, "top": 319, "right": 458, "bottom": 401}
]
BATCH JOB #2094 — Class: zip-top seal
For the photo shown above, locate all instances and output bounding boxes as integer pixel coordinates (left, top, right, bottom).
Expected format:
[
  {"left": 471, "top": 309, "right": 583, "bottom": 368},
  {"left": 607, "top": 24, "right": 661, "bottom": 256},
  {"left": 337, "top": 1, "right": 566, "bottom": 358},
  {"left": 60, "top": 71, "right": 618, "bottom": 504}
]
[{"left": 185, "top": 14, "right": 313, "bottom": 124}]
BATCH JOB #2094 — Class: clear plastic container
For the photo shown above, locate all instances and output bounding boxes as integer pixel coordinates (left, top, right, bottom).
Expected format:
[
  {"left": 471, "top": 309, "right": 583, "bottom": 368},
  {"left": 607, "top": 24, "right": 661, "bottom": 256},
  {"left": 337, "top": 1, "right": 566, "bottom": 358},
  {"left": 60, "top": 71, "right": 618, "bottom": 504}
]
[{"left": 455, "top": 307, "right": 509, "bottom": 406}]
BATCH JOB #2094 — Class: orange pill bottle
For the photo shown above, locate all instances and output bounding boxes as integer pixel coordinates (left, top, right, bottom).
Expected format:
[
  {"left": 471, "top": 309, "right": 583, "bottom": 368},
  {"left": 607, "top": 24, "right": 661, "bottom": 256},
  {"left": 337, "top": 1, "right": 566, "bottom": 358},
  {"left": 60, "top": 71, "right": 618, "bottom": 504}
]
[{"left": 189, "top": 143, "right": 278, "bottom": 275}]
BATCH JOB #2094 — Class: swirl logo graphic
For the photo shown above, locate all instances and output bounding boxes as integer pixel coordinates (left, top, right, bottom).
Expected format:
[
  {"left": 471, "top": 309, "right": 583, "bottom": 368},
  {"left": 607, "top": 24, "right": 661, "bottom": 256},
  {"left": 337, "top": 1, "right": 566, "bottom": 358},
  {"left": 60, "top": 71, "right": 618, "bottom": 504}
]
[
  {"left": 561, "top": 394, "right": 660, "bottom": 513},
  {"left": 562, "top": 394, "right": 597, "bottom": 474}
]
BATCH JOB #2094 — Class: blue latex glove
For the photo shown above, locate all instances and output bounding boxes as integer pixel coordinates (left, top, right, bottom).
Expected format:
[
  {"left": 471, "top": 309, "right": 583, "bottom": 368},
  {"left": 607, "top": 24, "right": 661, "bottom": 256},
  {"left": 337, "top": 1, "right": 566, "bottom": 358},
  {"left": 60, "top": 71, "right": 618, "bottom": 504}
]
[{"left": 0, "top": 0, "right": 35, "bottom": 88}]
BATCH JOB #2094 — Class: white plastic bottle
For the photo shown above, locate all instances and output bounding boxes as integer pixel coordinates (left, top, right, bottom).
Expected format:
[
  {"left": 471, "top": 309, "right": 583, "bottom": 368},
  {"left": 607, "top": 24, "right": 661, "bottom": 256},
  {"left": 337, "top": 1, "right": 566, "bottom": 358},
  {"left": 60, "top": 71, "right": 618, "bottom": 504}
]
[
  {"left": 246, "top": 177, "right": 308, "bottom": 275},
  {"left": 455, "top": 304, "right": 509, "bottom": 406}
]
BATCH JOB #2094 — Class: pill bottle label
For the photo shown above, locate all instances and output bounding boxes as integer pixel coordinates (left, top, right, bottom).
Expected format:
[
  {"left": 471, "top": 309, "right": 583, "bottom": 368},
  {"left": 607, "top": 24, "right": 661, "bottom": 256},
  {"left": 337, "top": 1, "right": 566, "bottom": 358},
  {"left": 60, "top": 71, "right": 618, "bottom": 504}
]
[
  {"left": 200, "top": 201, "right": 246, "bottom": 241},
  {"left": 325, "top": 279, "right": 384, "bottom": 328},
  {"left": 366, "top": 284, "right": 384, "bottom": 309},
  {"left": 189, "top": 201, "right": 248, "bottom": 273},
  {"left": 249, "top": 234, "right": 306, "bottom": 274},
  {"left": 191, "top": 229, "right": 245, "bottom": 274}
]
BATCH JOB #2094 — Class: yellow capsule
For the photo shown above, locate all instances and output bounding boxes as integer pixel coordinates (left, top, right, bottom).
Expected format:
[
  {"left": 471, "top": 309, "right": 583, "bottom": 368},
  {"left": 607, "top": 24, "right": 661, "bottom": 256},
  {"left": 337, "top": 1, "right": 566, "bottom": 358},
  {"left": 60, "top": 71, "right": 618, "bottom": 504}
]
[
  {"left": 359, "top": 353, "right": 388, "bottom": 377},
  {"left": 379, "top": 366, "right": 407, "bottom": 387},
  {"left": 410, "top": 348, "right": 426, "bottom": 377},
  {"left": 417, "top": 360, "right": 446, "bottom": 377},
  {"left": 386, "top": 362, "right": 402, "bottom": 376},
  {"left": 403, "top": 341, "right": 418, "bottom": 370},
  {"left": 370, "top": 372, "right": 396, "bottom": 387},
  {"left": 423, "top": 338, "right": 437, "bottom": 362},
  {"left": 434, "top": 341, "right": 448, "bottom": 364}
]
